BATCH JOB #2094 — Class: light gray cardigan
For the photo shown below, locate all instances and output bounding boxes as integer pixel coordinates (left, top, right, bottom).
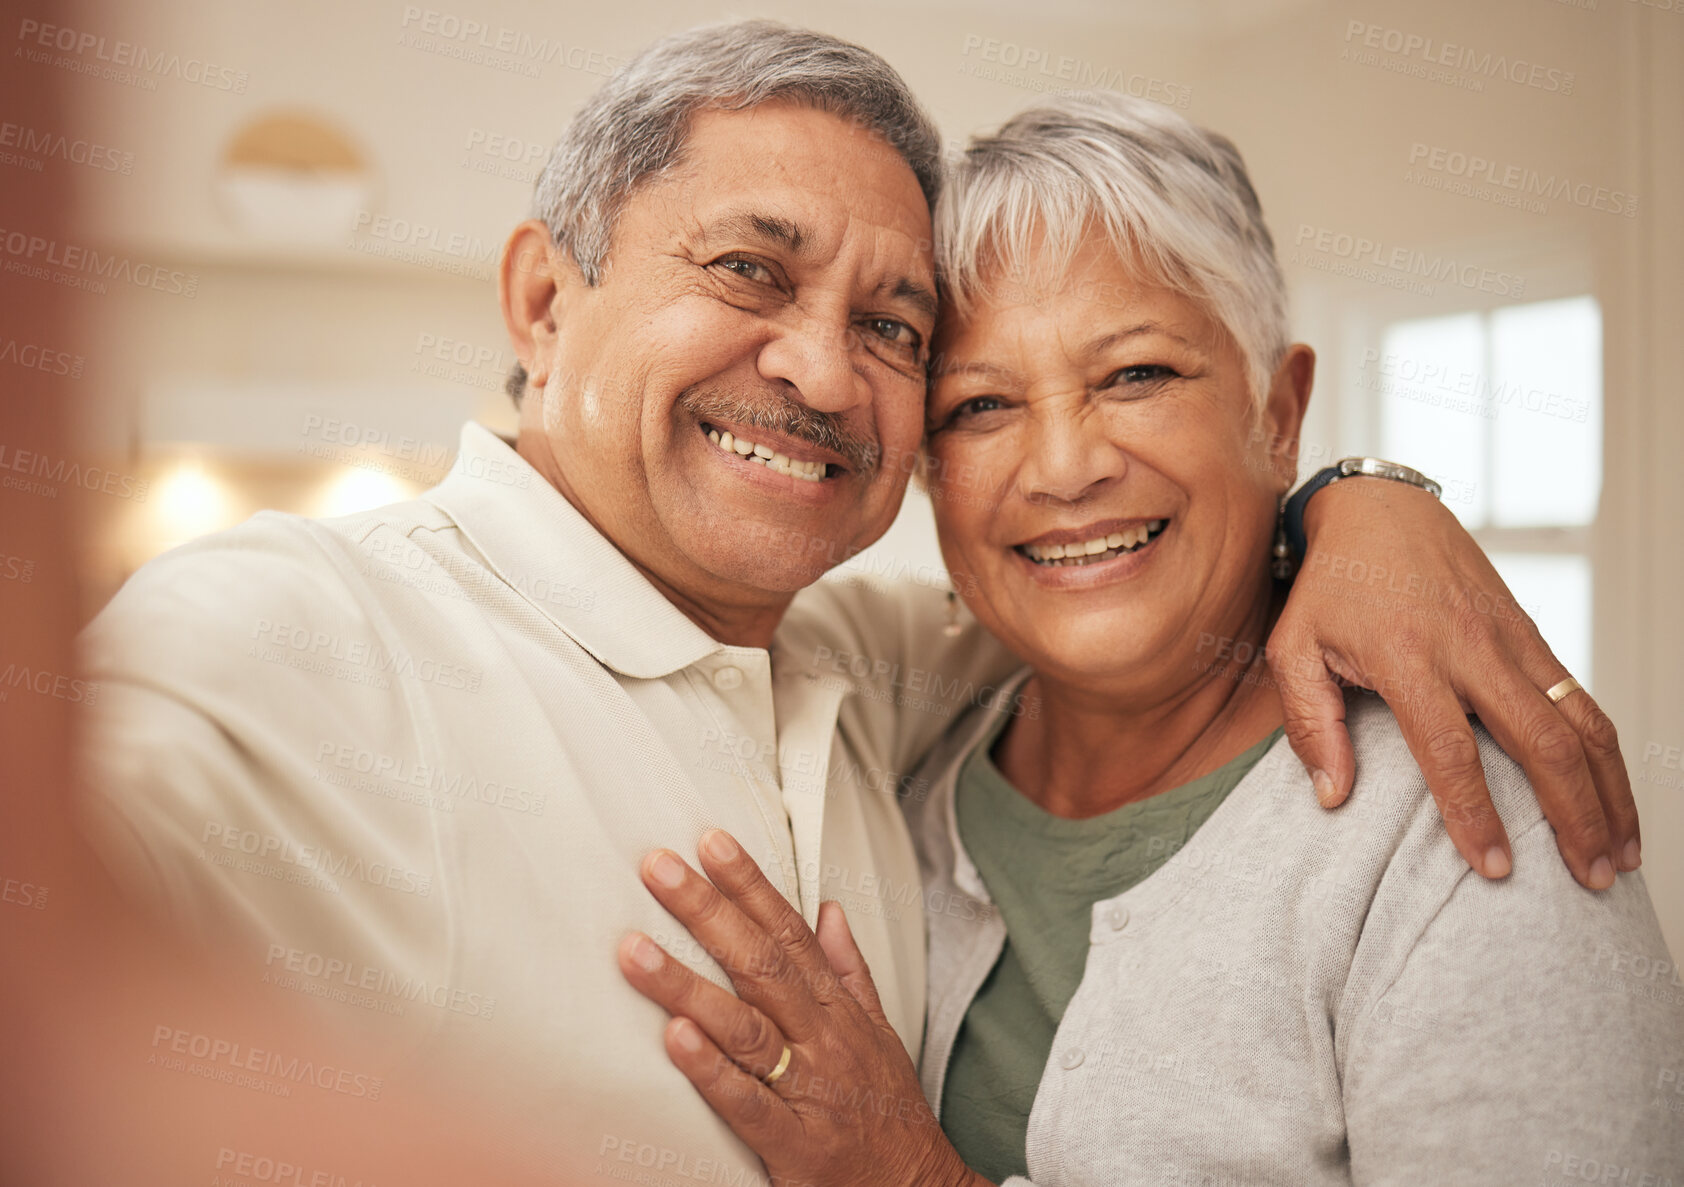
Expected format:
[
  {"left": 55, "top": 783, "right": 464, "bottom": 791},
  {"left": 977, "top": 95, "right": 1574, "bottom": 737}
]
[{"left": 907, "top": 680, "right": 1684, "bottom": 1186}]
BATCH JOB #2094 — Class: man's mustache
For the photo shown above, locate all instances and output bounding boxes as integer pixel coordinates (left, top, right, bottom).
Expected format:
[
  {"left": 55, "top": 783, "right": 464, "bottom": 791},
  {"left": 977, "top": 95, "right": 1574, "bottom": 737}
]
[{"left": 678, "top": 387, "right": 882, "bottom": 476}]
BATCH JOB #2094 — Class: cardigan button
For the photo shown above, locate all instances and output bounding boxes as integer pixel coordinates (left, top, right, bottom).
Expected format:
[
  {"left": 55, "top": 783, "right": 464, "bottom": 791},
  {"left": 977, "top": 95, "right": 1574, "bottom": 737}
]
[
  {"left": 1105, "top": 905, "right": 1129, "bottom": 931},
  {"left": 1060, "top": 1047, "right": 1085, "bottom": 1070}
]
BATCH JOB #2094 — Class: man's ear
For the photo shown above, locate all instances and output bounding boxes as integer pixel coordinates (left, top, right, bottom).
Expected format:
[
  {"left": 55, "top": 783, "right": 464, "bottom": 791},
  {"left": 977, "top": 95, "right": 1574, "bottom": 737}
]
[
  {"left": 1260, "top": 344, "right": 1316, "bottom": 488},
  {"left": 499, "top": 219, "right": 571, "bottom": 391}
]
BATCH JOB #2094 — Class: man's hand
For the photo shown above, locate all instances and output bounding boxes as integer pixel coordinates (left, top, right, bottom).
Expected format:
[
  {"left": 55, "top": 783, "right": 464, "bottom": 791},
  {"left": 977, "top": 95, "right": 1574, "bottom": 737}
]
[
  {"left": 1269, "top": 476, "right": 1638, "bottom": 890},
  {"left": 616, "top": 830, "right": 990, "bottom": 1187}
]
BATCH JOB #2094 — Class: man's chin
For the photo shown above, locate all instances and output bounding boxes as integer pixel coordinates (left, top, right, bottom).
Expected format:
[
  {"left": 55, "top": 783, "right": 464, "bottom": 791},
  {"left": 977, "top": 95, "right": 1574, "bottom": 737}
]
[
  {"left": 684, "top": 529, "right": 854, "bottom": 594},
  {"left": 670, "top": 504, "right": 884, "bottom": 595}
]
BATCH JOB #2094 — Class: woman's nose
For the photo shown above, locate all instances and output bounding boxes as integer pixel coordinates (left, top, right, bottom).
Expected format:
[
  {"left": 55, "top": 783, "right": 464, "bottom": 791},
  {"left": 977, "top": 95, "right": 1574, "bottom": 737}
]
[{"left": 1018, "top": 407, "right": 1127, "bottom": 506}]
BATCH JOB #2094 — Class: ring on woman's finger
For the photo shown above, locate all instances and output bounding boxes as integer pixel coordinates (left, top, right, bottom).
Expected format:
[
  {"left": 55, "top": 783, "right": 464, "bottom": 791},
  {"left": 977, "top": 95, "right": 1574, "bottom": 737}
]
[{"left": 762, "top": 1044, "right": 791, "bottom": 1086}]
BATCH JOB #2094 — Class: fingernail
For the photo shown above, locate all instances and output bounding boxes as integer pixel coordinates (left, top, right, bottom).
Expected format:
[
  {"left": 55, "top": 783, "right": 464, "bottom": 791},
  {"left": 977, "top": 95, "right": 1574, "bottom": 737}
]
[
  {"left": 1311, "top": 769, "right": 1337, "bottom": 807},
  {"left": 1588, "top": 855, "right": 1615, "bottom": 890},
  {"left": 672, "top": 1019, "right": 703, "bottom": 1055},
  {"left": 649, "top": 851, "right": 685, "bottom": 889},
  {"left": 1482, "top": 847, "right": 1511, "bottom": 879},
  {"left": 701, "top": 830, "right": 739, "bottom": 863},
  {"left": 1621, "top": 839, "right": 1642, "bottom": 871},
  {"left": 629, "top": 934, "right": 663, "bottom": 973}
]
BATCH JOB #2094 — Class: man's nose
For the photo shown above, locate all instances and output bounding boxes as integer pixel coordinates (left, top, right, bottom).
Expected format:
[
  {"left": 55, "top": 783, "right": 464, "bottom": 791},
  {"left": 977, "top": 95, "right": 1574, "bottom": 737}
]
[{"left": 755, "top": 310, "right": 870, "bottom": 415}]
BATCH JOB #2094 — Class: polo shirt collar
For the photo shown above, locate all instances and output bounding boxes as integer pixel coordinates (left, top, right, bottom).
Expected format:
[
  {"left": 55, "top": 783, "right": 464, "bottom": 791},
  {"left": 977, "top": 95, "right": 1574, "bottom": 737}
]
[{"left": 426, "top": 422, "right": 723, "bottom": 679}]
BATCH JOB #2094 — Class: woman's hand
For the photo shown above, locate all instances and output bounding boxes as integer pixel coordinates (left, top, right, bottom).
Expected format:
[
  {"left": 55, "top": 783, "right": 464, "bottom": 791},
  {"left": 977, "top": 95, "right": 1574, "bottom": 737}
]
[
  {"left": 1272, "top": 476, "right": 1639, "bottom": 890},
  {"left": 616, "top": 830, "right": 990, "bottom": 1187}
]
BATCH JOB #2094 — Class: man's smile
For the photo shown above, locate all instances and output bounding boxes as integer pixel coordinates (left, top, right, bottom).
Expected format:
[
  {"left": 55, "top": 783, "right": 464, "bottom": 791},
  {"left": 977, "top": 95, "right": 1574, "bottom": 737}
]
[{"left": 700, "top": 420, "right": 843, "bottom": 483}]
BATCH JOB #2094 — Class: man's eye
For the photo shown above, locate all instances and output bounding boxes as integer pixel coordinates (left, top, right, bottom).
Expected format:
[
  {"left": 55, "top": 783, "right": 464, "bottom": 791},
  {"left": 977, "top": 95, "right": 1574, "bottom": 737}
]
[
  {"left": 865, "top": 317, "right": 921, "bottom": 349},
  {"left": 715, "top": 256, "right": 774, "bottom": 284}
]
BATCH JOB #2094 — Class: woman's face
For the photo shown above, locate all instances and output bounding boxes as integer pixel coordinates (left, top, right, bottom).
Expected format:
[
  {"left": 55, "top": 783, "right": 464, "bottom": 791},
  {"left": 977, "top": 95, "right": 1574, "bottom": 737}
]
[{"left": 926, "top": 229, "right": 1312, "bottom": 693}]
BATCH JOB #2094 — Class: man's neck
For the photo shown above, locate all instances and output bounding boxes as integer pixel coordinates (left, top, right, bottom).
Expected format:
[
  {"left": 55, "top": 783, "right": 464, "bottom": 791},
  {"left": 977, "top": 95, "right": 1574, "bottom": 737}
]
[{"left": 516, "top": 431, "right": 792, "bottom": 650}]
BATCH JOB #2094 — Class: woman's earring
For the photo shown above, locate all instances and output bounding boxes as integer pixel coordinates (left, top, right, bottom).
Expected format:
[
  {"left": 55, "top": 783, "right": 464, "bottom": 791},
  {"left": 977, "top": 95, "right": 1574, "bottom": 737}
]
[
  {"left": 943, "top": 590, "right": 964, "bottom": 638},
  {"left": 1271, "top": 493, "right": 1296, "bottom": 581}
]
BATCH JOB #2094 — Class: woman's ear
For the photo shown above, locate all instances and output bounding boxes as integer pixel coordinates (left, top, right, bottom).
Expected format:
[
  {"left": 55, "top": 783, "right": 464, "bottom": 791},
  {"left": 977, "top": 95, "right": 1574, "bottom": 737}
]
[
  {"left": 499, "top": 220, "right": 570, "bottom": 392},
  {"left": 1260, "top": 344, "right": 1316, "bottom": 487}
]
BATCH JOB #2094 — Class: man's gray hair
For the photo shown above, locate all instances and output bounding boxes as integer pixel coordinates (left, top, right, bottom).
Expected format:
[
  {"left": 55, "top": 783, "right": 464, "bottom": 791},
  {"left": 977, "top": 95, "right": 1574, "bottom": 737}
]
[
  {"left": 935, "top": 92, "right": 1289, "bottom": 408},
  {"left": 507, "top": 19, "right": 943, "bottom": 404}
]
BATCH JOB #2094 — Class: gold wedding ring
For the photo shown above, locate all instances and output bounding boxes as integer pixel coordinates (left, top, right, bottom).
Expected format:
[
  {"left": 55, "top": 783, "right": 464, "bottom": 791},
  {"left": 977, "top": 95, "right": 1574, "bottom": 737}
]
[
  {"left": 763, "top": 1044, "right": 792, "bottom": 1086},
  {"left": 1545, "top": 676, "right": 1584, "bottom": 705}
]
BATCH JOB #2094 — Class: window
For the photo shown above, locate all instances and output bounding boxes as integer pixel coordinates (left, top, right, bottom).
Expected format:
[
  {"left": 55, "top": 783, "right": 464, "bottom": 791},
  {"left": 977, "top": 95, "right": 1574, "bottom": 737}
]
[{"left": 1368, "top": 296, "right": 1602, "bottom": 686}]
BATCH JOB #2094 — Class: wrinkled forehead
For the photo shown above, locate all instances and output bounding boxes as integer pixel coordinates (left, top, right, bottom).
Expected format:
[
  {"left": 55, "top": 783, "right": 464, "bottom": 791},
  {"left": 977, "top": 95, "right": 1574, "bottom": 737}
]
[
  {"left": 934, "top": 223, "right": 1179, "bottom": 341},
  {"left": 664, "top": 103, "right": 935, "bottom": 271}
]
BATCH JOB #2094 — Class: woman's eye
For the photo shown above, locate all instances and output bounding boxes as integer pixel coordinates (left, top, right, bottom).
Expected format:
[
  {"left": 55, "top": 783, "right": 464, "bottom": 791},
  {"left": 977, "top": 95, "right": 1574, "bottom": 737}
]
[
  {"left": 1107, "top": 363, "right": 1179, "bottom": 387},
  {"left": 945, "top": 395, "right": 1006, "bottom": 423}
]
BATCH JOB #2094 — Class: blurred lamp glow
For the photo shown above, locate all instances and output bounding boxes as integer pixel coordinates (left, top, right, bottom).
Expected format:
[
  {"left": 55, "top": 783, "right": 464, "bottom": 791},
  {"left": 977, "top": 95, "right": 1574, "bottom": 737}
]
[
  {"left": 316, "top": 467, "right": 412, "bottom": 517},
  {"left": 154, "top": 463, "right": 233, "bottom": 544}
]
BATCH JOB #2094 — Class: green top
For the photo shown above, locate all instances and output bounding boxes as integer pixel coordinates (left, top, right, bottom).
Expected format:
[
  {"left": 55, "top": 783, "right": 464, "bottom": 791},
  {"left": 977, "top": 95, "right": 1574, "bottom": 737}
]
[{"left": 941, "top": 717, "right": 1283, "bottom": 1183}]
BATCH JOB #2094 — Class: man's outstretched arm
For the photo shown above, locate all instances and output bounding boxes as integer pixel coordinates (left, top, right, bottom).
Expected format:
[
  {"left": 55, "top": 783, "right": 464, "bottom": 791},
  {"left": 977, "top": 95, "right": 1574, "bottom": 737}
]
[{"left": 1272, "top": 475, "right": 1637, "bottom": 890}]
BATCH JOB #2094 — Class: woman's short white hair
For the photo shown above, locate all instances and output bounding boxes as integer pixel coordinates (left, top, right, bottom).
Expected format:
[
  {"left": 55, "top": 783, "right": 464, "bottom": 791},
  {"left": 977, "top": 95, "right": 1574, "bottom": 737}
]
[{"left": 936, "top": 91, "right": 1289, "bottom": 407}]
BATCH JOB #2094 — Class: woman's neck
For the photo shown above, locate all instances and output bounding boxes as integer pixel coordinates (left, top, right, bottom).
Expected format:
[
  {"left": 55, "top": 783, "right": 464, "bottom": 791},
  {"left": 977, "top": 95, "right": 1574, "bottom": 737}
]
[{"left": 995, "top": 594, "right": 1286, "bottom": 820}]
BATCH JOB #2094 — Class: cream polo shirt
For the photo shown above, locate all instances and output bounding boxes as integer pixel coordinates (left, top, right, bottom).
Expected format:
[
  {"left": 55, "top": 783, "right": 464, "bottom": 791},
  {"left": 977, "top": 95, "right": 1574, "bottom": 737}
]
[{"left": 78, "top": 422, "right": 1016, "bottom": 1178}]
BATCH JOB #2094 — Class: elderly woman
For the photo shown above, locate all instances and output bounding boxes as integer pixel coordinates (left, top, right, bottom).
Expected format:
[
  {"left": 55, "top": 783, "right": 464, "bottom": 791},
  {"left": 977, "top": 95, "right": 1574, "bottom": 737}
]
[{"left": 618, "top": 94, "right": 1682, "bottom": 1185}]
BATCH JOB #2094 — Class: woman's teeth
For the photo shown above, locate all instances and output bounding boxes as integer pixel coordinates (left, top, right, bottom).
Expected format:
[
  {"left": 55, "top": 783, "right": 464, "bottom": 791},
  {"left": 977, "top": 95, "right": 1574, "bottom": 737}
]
[
  {"left": 1022, "top": 520, "right": 1166, "bottom": 566},
  {"left": 705, "top": 426, "right": 827, "bottom": 483}
]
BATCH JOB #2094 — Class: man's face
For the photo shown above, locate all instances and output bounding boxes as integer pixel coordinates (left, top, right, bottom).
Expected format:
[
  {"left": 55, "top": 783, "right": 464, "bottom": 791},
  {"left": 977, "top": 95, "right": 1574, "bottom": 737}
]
[{"left": 514, "top": 102, "right": 935, "bottom": 616}]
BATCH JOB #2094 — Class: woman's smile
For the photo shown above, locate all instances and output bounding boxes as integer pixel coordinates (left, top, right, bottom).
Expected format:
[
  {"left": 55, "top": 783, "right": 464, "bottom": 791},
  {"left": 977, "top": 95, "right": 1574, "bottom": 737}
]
[{"left": 1009, "top": 516, "right": 1171, "bottom": 587}]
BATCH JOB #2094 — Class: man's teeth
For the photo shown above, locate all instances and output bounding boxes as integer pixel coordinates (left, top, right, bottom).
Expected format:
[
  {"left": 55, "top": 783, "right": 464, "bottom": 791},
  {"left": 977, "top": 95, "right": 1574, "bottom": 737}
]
[
  {"left": 1022, "top": 521, "right": 1166, "bottom": 566},
  {"left": 706, "top": 427, "right": 826, "bottom": 483}
]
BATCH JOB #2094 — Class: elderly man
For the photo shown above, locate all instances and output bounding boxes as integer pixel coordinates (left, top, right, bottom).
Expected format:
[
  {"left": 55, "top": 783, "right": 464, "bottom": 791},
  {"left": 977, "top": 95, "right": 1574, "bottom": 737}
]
[{"left": 78, "top": 20, "right": 1636, "bottom": 1178}]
